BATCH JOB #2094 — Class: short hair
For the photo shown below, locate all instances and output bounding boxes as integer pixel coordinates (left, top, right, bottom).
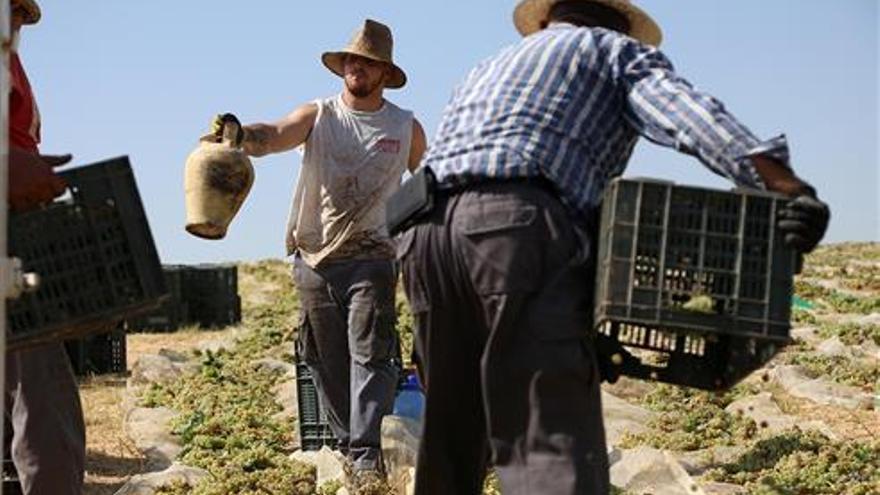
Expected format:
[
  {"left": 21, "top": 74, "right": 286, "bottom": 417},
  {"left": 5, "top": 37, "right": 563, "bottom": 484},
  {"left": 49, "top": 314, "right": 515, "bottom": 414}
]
[{"left": 548, "top": 1, "right": 631, "bottom": 35}]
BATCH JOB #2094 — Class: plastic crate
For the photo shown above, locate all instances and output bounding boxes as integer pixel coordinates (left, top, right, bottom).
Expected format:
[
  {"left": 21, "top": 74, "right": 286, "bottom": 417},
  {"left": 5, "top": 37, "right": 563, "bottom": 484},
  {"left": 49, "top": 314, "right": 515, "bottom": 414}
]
[
  {"left": 66, "top": 326, "right": 127, "bottom": 376},
  {"left": 2, "top": 460, "right": 22, "bottom": 495},
  {"left": 294, "top": 342, "right": 338, "bottom": 451},
  {"left": 182, "top": 264, "right": 241, "bottom": 328},
  {"left": 7, "top": 157, "right": 166, "bottom": 350},
  {"left": 594, "top": 178, "right": 798, "bottom": 390},
  {"left": 128, "top": 266, "right": 190, "bottom": 332}
]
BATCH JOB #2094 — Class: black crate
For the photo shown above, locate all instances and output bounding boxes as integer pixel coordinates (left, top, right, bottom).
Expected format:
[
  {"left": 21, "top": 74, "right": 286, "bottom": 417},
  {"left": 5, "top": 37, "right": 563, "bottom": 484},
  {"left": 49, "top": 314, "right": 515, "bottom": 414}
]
[
  {"left": 294, "top": 343, "right": 337, "bottom": 451},
  {"left": 65, "top": 326, "right": 127, "bottom": 376},
  {"left": 594, "top": 179, "right": 798, "bottom": 390},
  {"left": 182, "top": 264, "right": 241, "bottom": 328},
  {"left": 7, "top": 157, "right": 166, "bottom": 350},
  {"left": 128, "top": 266, "right": 190, "bottom": 332},
  {"left": 2, "top": 460, "right": 22, "bottom": 495}
]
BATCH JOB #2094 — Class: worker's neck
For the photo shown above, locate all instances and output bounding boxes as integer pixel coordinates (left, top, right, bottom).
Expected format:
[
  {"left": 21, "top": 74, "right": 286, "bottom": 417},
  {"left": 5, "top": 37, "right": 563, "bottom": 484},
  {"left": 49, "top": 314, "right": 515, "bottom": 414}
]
[{"left": 341, "top": 89, "right": 385, "bottom": 112}]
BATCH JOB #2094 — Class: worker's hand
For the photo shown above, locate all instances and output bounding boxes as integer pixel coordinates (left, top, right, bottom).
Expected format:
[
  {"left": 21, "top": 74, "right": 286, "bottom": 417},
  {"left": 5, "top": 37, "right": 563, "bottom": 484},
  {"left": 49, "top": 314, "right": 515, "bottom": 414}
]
[
  {"left": 595, "top": 334, "right": 638, "bottom": 384},
  {"left": 778, "top": 191, "right": 830, "bottom": 253},
  {"left": 205, "top": 113, "right": 244, "bottom": 147},
  {"left": 8, "top": 148, "right": 70, "bottom": 212}
]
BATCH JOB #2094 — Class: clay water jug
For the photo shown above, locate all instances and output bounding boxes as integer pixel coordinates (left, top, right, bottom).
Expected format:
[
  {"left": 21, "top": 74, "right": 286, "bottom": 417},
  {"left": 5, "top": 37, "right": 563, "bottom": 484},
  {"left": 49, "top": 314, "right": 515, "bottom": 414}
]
[{"left": 184, "top": 115, "right": 254, "bottom": 239}]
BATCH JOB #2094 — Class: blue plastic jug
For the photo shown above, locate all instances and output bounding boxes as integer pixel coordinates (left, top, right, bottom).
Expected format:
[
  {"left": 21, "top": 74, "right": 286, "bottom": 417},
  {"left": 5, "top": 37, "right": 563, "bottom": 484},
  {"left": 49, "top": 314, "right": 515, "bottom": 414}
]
[{"left": 393, "top": 373, "right": 425, "bottom": 420}]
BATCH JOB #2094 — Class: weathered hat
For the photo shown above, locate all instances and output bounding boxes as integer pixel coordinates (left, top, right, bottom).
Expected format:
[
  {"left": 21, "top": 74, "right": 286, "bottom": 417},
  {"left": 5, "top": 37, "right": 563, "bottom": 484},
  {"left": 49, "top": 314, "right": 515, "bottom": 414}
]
[
  {"left": 514, "top": 0, "right": 662, "bottom": 46},
  {"left": 321, "top": 19, "right": 407, "bottom": 89},
  {"left": 13, "top": 0, "right": 41, "bottom": 24}
]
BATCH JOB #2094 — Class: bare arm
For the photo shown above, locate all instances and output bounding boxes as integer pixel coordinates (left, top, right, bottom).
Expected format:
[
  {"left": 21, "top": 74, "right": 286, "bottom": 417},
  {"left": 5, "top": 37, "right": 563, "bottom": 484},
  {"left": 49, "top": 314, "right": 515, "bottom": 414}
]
[
  {"left": 408, "top": 118, "right": 427, "bottom": 173},
  {"left": 240, "top": 103, "right": 318, "bottom": 157},
  {"left": 751, "top": 155, "right": 813, "bottom": 196}
]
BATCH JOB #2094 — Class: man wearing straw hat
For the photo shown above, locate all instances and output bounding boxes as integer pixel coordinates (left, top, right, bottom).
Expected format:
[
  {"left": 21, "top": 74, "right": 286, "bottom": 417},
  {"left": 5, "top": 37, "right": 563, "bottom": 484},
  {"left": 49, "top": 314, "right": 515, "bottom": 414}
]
[
  {"left": 208, "top": 19, "right": 426, "bottom": 489},
  {"left": 394, "top": 1, "right": 830, "bottom": 493},
  {"left": 4, "top": 0, "right": 86, "bottom": 493}
]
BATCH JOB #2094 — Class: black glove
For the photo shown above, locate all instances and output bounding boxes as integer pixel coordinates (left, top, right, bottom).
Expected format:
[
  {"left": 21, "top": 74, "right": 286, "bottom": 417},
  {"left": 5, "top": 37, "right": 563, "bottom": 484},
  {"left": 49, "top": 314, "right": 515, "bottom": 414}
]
[
  {"left": 210, "top": 113, "right": 244, "bottom": 147},
  {"left": 595, "top": 334, "right": 639, "bottom": 384},
  {"left": 777, "top": 191, "right": 830, "bottom": 253}
]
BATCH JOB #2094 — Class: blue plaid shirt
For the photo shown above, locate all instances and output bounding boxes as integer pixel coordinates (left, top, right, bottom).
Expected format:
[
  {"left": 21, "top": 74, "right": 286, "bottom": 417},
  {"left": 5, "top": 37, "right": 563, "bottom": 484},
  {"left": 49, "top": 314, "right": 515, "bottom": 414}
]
[{"left": 423, "top": 23, "right": 790, "bottom": 218}]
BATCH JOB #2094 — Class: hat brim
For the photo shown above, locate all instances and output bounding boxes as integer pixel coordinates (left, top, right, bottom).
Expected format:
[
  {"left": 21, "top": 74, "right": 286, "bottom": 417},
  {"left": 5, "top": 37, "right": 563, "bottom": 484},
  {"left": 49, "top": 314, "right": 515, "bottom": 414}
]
[
  {"left": 14, "top": 0, "right": 41, "bottom": 24},
  {"left": 321, "top": 51, "right": 408, "bottom": 90},
  {"left": 514, "top": 0, "right": 662, "bottom": 46}
]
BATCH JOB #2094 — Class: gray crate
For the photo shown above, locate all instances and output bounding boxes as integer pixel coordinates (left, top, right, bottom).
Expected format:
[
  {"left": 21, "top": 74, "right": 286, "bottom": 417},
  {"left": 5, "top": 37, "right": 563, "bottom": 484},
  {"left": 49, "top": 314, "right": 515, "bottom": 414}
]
[{"left": 594, "top": 179, "right": 798, "bottom": 390}]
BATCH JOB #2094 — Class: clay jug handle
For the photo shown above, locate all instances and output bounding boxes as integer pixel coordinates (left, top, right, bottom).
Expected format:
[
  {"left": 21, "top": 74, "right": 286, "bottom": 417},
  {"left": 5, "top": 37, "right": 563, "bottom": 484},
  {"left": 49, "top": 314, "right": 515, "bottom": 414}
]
[{"left": 219, "top": 113, "right": 244, "bottom": 147}]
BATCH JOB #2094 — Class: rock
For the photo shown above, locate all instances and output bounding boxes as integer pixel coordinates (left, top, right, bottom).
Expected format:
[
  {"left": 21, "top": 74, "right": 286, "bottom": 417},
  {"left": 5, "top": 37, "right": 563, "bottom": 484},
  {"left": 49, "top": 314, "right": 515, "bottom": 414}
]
[
  {"left": 197, "top": 337, "right": 236, "bottom": 354},
  {"left": 113, "top": 463, "right": 209, "bottom": 495},
  {"left": 272, "top": 379, "right": 298, "bottom": 423},
  {"left": 853, "top": 313, "right": 880, "bottom": 326},
  {"left": 129, "top": 354, "right": 191, "bottom": 387},
  {"left": 726, "top": 393, "right": 795, "bottom": 433},
  {"left": 381, "top": 415, "right": 422, "bottom": 495},
  {"left": 791, "top": 326, "right": 822, "bottom": 345},
  {"left": 675, "top": 446, "right": 745, "bottom": 476},
  {"left": 772, "top": 365, "right": 874, "bottom": 410},
  {"left": 602, "top": 377, "right": 656, "bottom": 402},
  {"left": 290, "top": 446, "right": 344, "bottom": 486},
  {"left": 252, "top": 357, "right": 296, "bottom": 377},
  {"left": 158, "top": 348, "right": 192, "bottom": 363},
  {"left": 773, "top": 366, "right": 874, "bottom": 409},
  {"left": 864, "top": 341, "right": 880, "bottom": 361},
  {"left": 816, "top": 337, "right": 852, "bottom": 359},
  {"left": 602, "top": 391, "right": 655, "bottom": 447},
  {"left": 610, "top": 447, "right": 706, "bottom": 495},
  {"left": 701, "top": 482, "right": 747, "bottom": 494},
  {"left": 124, "top": 407, "right": 182, "bottom": 468}
]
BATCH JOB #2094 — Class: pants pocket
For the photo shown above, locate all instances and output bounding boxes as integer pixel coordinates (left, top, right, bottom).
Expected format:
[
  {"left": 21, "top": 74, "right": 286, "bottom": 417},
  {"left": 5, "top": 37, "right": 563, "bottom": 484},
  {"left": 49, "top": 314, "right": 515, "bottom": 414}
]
[{"left": 349, "top": 302, "right": 397, "bottom": 365}]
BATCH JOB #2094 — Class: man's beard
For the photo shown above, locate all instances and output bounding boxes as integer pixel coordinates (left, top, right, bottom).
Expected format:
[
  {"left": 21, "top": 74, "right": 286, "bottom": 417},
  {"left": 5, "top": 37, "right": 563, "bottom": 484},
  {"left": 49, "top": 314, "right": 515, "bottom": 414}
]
[{"left": 345, "top": 76, "right": 382, "bottom": 98}]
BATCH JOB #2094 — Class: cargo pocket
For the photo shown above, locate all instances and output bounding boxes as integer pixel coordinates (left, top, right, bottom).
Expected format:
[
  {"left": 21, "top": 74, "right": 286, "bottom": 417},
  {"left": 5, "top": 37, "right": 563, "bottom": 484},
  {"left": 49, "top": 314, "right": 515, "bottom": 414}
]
[
  {"left": 456, "top": 201, "right": 542, "bottom": 294},
  {"left": 349, "top": 302, "right": 397, "bottom": 365},
  {"left": 295, "top": 310, "right": 321, "bottom": 366}
]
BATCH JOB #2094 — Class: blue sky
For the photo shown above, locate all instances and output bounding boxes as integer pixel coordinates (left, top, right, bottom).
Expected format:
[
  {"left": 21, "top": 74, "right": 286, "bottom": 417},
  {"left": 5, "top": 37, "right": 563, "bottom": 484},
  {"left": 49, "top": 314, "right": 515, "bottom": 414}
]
[{"left": 22, "top": 1, "right": 879, "bottom": 263}]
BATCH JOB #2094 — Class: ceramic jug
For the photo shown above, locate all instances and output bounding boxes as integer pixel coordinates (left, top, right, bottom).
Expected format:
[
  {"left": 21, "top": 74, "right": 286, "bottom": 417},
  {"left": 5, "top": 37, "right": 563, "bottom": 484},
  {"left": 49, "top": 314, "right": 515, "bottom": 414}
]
[{"left": 184, "top": 115, "right": 254, "bottom": 240}]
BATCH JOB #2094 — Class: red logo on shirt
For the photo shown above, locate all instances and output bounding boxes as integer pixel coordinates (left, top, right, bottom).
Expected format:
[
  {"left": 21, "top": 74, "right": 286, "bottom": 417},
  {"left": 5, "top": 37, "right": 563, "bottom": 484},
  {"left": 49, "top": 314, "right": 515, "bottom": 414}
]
[{"left": 375, "top": 138, "right": 401, "bottom": 154}]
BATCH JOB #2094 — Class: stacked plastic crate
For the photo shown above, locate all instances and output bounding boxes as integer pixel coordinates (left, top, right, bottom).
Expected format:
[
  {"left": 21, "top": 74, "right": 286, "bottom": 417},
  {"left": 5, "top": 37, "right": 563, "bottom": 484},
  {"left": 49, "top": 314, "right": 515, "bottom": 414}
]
[
  {"left": 181, "top": 264, "right": 241, "bottom": 328},
  {"left": 294, "top": 340, "right": 338, "bottom": 451},
  {"left": 127, "top": 265, "right": 189, "bottom": 332}
]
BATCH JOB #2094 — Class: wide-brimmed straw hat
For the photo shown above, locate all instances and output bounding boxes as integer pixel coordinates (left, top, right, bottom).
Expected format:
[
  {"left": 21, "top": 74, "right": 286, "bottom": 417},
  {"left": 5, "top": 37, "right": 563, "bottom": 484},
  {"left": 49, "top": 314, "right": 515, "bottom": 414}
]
[
  {"left": 321, "top": 19, "right": 407, "bottom": 89},
  {"left": 13, "top": 0, "right": 41, "bottom": 25},
  {"left": 514, "top": 0, "right": 662, "bottom": 46}
]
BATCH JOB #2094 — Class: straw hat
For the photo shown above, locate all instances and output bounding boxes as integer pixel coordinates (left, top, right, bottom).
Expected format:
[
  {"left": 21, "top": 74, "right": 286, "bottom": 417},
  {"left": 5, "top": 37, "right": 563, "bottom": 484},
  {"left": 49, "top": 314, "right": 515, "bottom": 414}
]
[
  {"left": 13, "top": 0, "right": 41, "bottom": 25},
  {"left": 321, "top": 19, "right": 407, "bottom": 89},
  {"left": 514, "top": 0, "right": 662, "bottom": 46}
]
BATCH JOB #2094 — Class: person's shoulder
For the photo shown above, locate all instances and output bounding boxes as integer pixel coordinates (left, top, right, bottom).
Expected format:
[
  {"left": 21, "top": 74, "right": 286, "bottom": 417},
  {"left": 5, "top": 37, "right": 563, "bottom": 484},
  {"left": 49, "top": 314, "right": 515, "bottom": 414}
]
[{"left": 382, "top": 99, "right": 414, "bottom": 119}]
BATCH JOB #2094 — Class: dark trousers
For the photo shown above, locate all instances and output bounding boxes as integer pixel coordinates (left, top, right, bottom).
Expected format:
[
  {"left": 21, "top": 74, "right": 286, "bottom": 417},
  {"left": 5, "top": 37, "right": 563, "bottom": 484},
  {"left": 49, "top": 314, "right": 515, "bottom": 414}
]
[
  {"left": 293, "top": 256, "right": 399, "bottom": 471},
  {"left": 5, "top": 343, "right": 86, "bottom": 495},
  {"left": 398, "top": 183, "right": 609, "bottom": 495}
]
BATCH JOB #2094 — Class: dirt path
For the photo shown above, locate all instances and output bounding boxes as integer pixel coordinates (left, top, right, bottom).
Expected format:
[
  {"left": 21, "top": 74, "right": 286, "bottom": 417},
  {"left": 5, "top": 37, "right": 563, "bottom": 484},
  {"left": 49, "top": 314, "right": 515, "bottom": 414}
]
[{"left": 81, "top": 328, "right": 238, "bottom": 494}]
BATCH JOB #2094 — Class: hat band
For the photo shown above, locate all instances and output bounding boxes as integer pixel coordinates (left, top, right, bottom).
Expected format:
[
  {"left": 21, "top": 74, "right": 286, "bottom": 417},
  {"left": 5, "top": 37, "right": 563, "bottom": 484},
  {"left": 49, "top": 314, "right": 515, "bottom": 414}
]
[{"left": 549, "top": 2, "right": 631, "bottom": 34}]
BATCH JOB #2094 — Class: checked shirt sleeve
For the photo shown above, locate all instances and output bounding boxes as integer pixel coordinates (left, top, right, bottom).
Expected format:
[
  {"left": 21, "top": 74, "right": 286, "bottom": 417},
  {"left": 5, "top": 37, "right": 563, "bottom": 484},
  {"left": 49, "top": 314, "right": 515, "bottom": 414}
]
[{"left": 617, "top": 40, "right": 790, "bottom": 189}]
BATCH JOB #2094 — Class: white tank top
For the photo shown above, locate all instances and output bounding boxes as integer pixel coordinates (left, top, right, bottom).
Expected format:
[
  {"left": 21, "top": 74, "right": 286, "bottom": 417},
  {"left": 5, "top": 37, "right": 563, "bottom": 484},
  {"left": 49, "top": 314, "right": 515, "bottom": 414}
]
[{"left": 286, "top": 95, "right": 413, "bottom": 267}]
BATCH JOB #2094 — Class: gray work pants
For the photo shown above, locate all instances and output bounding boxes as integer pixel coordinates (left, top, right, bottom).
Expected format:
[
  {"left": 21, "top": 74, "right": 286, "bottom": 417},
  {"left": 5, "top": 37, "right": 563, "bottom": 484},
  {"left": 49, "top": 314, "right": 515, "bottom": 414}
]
[
  {"left": 398, "top": 182, "right": 609, "bottom": 495},
  {"left": 293, "top": 256, "right": 399, "bottom": 471},
  {"left": 5, "top": 343, "right": 86, "bottom": 495}
]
